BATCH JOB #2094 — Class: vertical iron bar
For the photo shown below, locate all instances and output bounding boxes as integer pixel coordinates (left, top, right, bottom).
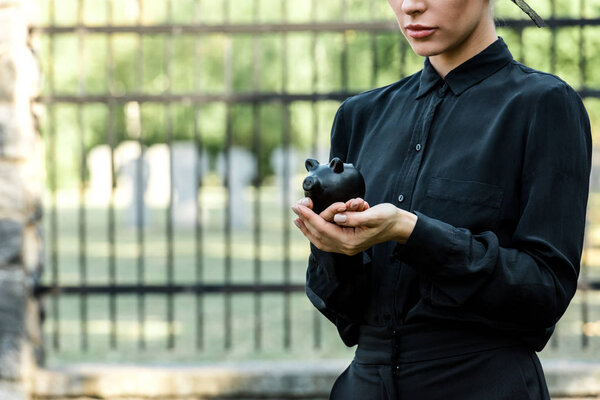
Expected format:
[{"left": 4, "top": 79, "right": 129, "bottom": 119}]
[
  {"left": 136, "top": 0, "right": 146, "bottom": 351},
  {"left": 76, "top": 0, "right": 88, "bottom": 352},
  {"left": 369, "top": 0, "right": 377, "bottom": 88},
  {"left": 517, "top": 27, "right": 525, "bottom": 65},
  {"left": 107, "top": 0, "right": 118, "bottom": 350},
  {"left": 549, "top": 0, "right": 557, "bottom": 74},
  {"left": 193, "top": 0, "right": 205, "bottom": 352},
  {"left": 281, "top": 0, "right": 291, "bottom": 351},
  {"left": 579, "top": 0, "right": 589, "bottom": 349},
  {"left": 48, "top": 0, "right": 59, "bottom": 352},
  {"left": 340, "top": 0, "right": 348, "bottom": 90},
  {"left": 223, "top": 0, "right": 233, "bottom": 351},
  {"left": 399, "top": 33, "right": 406, "bottom": 79},
  {"left": 549, "top": 0, "right": 558, "bottom": 350},
  {"left": 310, "top": 0, "right": 321, "bottom": 350},
  {"left": 165, "top": 0, "right": 175, "bottom": 350},
  {"left": 251, "top": 0, "right": 263, "bottom": 352}
]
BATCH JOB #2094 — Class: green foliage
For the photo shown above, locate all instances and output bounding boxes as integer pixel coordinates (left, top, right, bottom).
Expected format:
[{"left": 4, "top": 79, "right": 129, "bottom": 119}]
[{"left": 37, "top": 0, "right": 600, "bottom": 188}]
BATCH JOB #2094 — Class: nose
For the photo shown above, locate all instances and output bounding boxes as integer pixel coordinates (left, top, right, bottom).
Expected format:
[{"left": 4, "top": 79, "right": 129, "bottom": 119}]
[
  {"left": 303, "top": 177, "right": 315, "bottom": 191},
  {"left": 401, "top": 0, "right": 426, "bottom": 15}
]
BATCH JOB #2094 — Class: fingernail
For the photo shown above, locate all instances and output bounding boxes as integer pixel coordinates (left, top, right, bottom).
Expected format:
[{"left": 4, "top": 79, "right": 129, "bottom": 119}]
[
  {"left": 293, "top": 219, "right": 300, "bottom": 228},
  {"left": 291, "top": 205, "right": 299, "bottom": 215},
  {"left": 300, "top": 198, "right": 310, "bottom": 206},
  {"left": 337, "top": 206, "right": 346, "bottom": 212},
  {"left": 334, "top": 214, "right": 347, "bottom": 223}
]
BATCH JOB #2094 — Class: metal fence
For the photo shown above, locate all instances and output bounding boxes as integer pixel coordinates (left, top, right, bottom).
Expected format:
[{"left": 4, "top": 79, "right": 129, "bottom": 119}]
[{"left": 32, "top": 0, "right": 600, "bottom": 364}]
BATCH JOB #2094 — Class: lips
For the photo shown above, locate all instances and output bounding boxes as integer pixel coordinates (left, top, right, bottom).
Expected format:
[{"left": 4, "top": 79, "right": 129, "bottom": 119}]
[{"left": 405, "top": 24, "right": 437, "bottom": 39}]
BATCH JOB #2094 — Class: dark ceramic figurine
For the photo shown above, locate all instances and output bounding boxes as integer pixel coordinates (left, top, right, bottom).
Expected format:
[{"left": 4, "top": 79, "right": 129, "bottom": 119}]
[{"left": 302, "top": 157, "right": 366, "bottom": 215}]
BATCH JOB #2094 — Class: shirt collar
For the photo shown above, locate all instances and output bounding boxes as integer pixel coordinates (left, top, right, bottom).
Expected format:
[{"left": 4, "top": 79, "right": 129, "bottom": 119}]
[{"left": 416, "top": 36, "right": 514, "bottom": 99}]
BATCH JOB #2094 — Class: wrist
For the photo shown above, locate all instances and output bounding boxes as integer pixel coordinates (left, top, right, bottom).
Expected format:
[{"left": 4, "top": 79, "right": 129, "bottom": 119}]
[{"left": 395, "top": 209, "right": 418, "bottom": 244}]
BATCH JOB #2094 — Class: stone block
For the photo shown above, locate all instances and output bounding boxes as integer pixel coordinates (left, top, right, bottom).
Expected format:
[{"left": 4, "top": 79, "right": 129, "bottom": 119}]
[
  {"left": 0, "top": 159, "right": 41, "bottom": 217},
  {"left": 0, "top": 380, "right": 27, "bottom": 400},
  {"left": 0, "top": 101, "right": 37, "bottom": 160},
  {"left": 0, "top": 267, "right": 25, "bottom": 334},
  {"left": 21, "top": 224, "right": 41, "bottom": 274},
  {"left": 0, "top": 334, "right": 25, "bottom": 380},
  {"left": 0, "top": 219, "right": 23, "bottom": 265},
  {"left": 0, "top": 8, "right": 26, "bottom": 45}
]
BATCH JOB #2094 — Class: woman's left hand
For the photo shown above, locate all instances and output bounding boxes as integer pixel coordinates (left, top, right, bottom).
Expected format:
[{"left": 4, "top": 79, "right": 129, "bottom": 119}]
[{"left": 291, "top": 198, "right": 418, "bottom": 256}]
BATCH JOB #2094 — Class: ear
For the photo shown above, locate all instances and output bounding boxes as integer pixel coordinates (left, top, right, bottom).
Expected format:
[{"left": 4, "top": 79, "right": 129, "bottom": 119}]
[
  {"left": 305, "top": 158, "right": 319, "bottom": 171},
  {"left": 329, "top": 157, "right": 344, "bottom": 173}
]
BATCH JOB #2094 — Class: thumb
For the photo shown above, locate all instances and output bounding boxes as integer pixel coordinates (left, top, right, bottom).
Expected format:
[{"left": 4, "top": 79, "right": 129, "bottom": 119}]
[{"left": 333, "top": 211, "right": 366, "bottom": 227}]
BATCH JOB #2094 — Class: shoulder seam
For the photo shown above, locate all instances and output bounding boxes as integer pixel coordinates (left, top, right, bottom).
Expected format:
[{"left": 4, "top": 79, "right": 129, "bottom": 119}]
[{"left": 511, "top": 60, "right": 569, "bottom": 87}]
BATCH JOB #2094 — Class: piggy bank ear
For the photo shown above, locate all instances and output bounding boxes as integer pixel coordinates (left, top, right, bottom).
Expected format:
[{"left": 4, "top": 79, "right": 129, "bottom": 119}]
[
  {"left": 329, "top": 157, "right": 344, "bottom": 173},
  {"left": 305, "top": 158, "right": 319, "bottom": 171}
]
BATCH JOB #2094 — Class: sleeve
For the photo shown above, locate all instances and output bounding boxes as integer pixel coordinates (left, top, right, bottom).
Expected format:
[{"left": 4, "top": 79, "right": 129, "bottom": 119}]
[
  {"left": 305, "top": 100, "right": 371, "bottom": 346},
  {"left": 391, "top": 83, "right": 592, "bottom": 330}
]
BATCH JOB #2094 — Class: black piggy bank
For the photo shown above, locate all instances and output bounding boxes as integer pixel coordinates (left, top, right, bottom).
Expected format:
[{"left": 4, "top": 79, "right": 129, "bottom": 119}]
[{"left": 302, "top": 157, "right": 366, "bottom": 215}]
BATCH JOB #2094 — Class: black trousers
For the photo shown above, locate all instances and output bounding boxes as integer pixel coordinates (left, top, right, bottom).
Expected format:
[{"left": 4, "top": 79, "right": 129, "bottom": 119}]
[{"left": 329, "top": 325, "right": 551, "bottom": 400}]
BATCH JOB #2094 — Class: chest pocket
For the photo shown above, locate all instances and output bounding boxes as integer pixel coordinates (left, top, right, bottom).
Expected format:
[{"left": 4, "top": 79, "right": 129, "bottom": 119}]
[{"left": 420, "top": 176, "right": 504, "bottom": 231}]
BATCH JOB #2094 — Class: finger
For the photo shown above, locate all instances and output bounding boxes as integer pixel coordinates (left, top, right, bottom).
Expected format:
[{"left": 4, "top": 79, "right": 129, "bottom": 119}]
[
  {"left": 297, "top": 204, "right": 345, "bottom": 244},
  {"left": 363, "top": 201, "right": 370, "bottom": 211},
  {"left": 297, "top": 197, "right": 313, "bottom": 209},
  {"left": 345, "top": 198, "right": 366, "bottom": 211},
  {"left": 291, "top": 202, "right": 315, "bottom": 219},
  {"left": 319, "top": 202, "right": 347, "bottom": 222},
  {"left": 294, "top": 218, "right": 325, "bottom": 249},
  {"left": 333, "top": 210, "right": 367, "bottom": 227}
]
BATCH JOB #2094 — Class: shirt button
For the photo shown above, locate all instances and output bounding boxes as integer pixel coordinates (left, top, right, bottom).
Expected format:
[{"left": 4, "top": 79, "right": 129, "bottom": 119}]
[
  {"left": 415, "top": 143, "right": 422, "bottom": 151},
  {"left": 398, "top": 194, "right": 404, "bottom": 203}
]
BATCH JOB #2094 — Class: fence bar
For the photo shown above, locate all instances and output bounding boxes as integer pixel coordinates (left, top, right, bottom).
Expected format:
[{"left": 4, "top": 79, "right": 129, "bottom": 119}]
[
  {"left": 47, "top": 0, "right": 59, "bottom": 352},
  {"left": 549, "top": 0, "right": 558, "bottom": 350},
  {"left": 340, "top": 1, "right": 348, "bottom": 92},
  {"left": 251, "top": 0, "right": 263, "bottom": 352},
  {"left": 36, "top": 284, "right": 306, "bottom": 295},
  {"left": 579, "top": 0, "right": 589, "bottom": 349},
  {"left": 165, "top": 0, "right": 175, "bottom": 350},
  {"left": 281, "top": 0, "right": 292, "bottom": 351},
  {"left": 76, "top": 0, "right": 89, "bottom": 352},
  {"left": 193, "top": 0, "right": 205, "bottom": 352},
  {"left": 36, "top": 92, "right": 374, "bottom": 104},
  {"left": 516, "top": 26, "right": 524, "bottom": 65},
  {"left": 223, "top": 0, "right": 233, "bottom": 351},
  {"left": 310, "top": 0, "right": 322, "bottom": 351},
  {"left": 106, "top": 0, "right": 118, "bottom": 350},
  {"left": 369, "top": 0, "right": 378, "bottom": 88},
  {"left": 30, "top": 18, "right": 600, "bottom": 35},
  {"left": 135, "top": 0, "right": 146, "bottom": 351}
]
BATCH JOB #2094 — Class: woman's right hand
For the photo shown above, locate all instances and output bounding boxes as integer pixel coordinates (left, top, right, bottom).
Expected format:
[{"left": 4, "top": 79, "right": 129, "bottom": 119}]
[{"left": 292, "top": 197, "right": 370, "bottom": 223}]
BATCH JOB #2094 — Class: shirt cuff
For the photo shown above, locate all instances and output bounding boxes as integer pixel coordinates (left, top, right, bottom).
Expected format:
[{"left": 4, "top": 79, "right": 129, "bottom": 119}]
[{"left": 391, "top": 211, "right": 458, "bottom": 275}]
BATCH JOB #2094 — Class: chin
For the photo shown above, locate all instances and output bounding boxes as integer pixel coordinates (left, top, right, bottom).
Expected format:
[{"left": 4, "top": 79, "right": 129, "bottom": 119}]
[{"left": 407, "top": 41, "right": 446, "bottom": 58}]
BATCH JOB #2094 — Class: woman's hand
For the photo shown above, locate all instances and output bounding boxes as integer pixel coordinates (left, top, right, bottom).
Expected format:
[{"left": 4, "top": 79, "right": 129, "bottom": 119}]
[{"left": 291, "top": 198, "right": 417, "bottom": 256}]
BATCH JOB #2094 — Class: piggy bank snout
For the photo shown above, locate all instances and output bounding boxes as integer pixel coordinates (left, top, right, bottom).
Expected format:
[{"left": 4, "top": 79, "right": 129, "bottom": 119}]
[{"left": 303, "top": 176, "right": 318, "bottom": 191}]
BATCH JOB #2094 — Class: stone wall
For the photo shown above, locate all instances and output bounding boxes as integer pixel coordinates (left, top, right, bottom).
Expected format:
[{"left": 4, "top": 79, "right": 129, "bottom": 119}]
[{"left": 0, "top": 0, "right": 44, "bottom": 399}]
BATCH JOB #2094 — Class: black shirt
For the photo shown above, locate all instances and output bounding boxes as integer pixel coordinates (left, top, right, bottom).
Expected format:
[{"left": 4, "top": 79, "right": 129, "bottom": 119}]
[{"left": 305, "top": 37, "right": 592, "bottom": 352}]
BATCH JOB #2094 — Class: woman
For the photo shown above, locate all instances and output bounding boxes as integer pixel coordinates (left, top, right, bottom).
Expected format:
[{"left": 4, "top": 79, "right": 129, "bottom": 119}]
[{"left": 291, "top": 0, "right": 592, "bottom": 399}]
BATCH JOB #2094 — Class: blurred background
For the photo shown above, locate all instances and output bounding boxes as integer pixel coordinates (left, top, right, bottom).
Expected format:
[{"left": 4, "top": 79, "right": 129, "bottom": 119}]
[{"left": 32, "top": 0, "right": 600, "bottom": 368}]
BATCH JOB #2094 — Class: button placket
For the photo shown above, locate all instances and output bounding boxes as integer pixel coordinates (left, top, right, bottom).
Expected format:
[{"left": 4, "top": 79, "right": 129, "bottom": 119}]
[{"left": 391, "top": 92, "right": 444, "bottom": 325}]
